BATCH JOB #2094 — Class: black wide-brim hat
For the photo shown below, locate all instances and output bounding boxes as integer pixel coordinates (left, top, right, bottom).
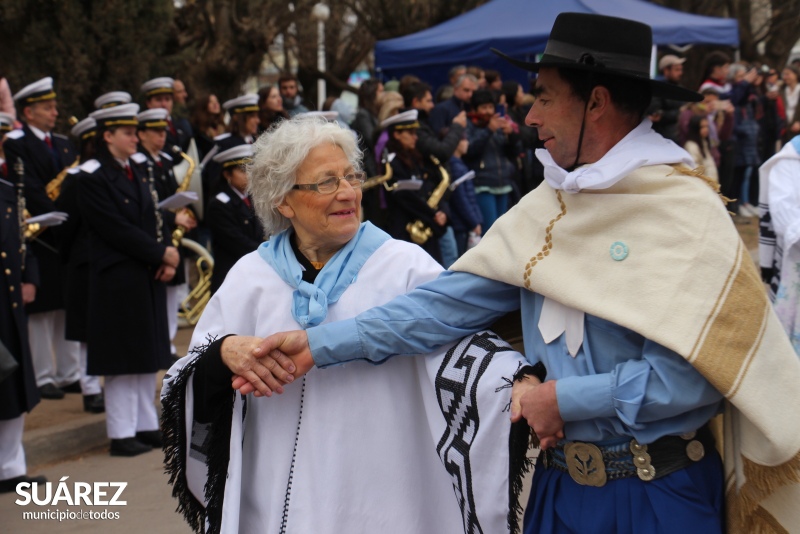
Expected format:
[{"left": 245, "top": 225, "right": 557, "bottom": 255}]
[{"left": 492, "top": 13, "right": 702, "bottom": 102}]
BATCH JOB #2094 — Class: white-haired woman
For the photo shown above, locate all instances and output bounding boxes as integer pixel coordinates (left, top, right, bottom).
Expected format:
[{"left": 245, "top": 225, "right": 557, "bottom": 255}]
[{"left": 161, "top": 117, "right": 527, "bottom": 534}]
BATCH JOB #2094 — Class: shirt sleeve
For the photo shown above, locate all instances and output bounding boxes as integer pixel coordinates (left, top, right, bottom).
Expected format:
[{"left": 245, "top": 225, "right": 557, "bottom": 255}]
[
  {"left": 308, "top": 270, "right": 521, "bottom": 367},
  {"left": 555, "top": 338, "right": 724, "bottom": 429}
]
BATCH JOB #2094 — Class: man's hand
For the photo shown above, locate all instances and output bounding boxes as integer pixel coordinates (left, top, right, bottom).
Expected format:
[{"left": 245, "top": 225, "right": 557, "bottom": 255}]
[
  {"left": 162, "top": 246, "right": 180, "bottom": 268},
  {"left": 510, "top": 375, "right": 541, "bottom": 422},
  {"left": 487, "top": 113, "right": 505, "bottom": 132},
  {"left": 231, "top": 331, "right": 311, "bottom": 396},
  {"left": 222, "top": 336, "right": 296, "bottom": 397},
  {"left": 155, "top": 264, "right": 176, "bottom": 282},
  {"left": 515, "top": 380, "right": 565, "bottom": 450},
  {"left": 452, "top": 111, "right": 467, "bottom": 128},
  {"left": 175, "top": 209, "right": 197, "bottom": 230},
  {"left": 21, "top": 283, "right": 36, "bottom": 305},
  {"left": 434, "top": 211, "right": 447, "bottom": 226}
]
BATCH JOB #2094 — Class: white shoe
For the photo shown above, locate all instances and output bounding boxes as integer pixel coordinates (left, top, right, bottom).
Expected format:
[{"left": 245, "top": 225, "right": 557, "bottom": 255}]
[
  {"left": 744, "top": 203, "right": 759, "bottom": 217},
  {"left": 738, "top": 205, "right": 751, "bottom": 217}
]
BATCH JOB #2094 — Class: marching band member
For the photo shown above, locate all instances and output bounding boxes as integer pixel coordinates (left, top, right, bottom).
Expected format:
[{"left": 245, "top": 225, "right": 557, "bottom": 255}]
[
  {"left": 94, "top": 91, "right": 132, "bottom": 110},
  {"left": 205, "top": 144, "right": 263, "bottom": 294},
  {"left": 3, "top": 77, "right": 81, "bottom": 401},
  {"left": 0, "top": 113, "right": 44, "bottom": 492},
  {"left": 56, "top": 117, "right": 104, "bottom": 413},
  {"left": 140, "top": 77, "right": 193, "bottom": 153},
  {"left": 200, "top": 94, "right": 259, "bottom": 214},
  {"left": 136, "top": 108, "right": 197, "bottom": 357},
  {"left": 79, "top": 103, "right": 178, "bottom": 456}
]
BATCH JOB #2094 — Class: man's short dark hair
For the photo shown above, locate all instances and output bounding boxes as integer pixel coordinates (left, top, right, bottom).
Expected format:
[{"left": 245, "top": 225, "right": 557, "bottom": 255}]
[
  {"left": 557, "top": 68, "right": 651, "bottom": 121},
  {"left": 401, "top": 82, "right": 432, "bottom": 108},
  {"left": 278, "top": 74, "right": 298, "bottom": 86}
]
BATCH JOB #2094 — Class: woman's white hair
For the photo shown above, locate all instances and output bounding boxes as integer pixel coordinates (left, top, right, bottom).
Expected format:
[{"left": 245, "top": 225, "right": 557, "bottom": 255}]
[{"left": 247, "top": 116, "right": 362, "bottom": 236}]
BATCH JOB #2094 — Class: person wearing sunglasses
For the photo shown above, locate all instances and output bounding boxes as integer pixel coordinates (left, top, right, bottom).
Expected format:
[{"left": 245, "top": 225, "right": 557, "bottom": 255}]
[
  {"left": 206, "top": 144, "right": 264, "bottom": 295},
  {"left": 162, "top": 116, "right": 527, "bottom": 533}
]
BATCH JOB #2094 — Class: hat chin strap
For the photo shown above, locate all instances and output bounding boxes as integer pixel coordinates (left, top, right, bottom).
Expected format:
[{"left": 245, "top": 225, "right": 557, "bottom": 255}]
[{"left": 567, "top": 98, "right": 590, "bottom": 172}]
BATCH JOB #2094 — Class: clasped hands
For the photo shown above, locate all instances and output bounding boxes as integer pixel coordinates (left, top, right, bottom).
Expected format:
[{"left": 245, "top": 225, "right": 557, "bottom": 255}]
[
  {"left": 510, "top": 377, "right": 565, "bottom": 450},
  {"left": 220, "top": 332, "right": 314, "bottom": 397}
]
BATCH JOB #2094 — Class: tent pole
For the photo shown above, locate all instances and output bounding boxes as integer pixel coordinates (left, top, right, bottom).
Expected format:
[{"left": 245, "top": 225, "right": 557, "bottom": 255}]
[{"left": 651, "top": 44, "right": 658, "bottom": 78}]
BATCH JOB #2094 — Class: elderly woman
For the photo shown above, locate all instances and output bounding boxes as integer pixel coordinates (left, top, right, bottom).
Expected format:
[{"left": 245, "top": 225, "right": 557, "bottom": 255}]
[{"left": 161, "top": 117, "right": 527, "bottom": 534}]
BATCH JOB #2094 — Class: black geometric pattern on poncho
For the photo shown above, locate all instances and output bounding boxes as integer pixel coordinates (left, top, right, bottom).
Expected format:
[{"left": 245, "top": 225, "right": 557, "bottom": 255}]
[{"left": 435, "top": 331, "right": 509, "bottom": 534}]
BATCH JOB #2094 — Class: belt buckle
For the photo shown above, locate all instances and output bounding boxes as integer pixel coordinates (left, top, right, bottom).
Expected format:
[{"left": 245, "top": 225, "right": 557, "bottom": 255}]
[{"left": 564, "top": 442, "right": 607, "bottom": 487}]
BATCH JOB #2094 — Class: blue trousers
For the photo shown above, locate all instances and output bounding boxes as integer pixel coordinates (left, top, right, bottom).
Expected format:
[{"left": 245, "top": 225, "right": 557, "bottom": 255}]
[
  {"left": 523, "top": 450, "right": 724, "bottom": 534},
  {"left": 476, "top": 192, "right": 509, "bottom": 231}
]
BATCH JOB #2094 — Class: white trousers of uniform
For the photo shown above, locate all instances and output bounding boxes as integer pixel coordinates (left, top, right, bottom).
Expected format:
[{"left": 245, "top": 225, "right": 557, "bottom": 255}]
[
  {"left": 0, "top": 415, "right": 26, "bottom": 480},
  {"left": 166, "top": 284, "right": 185, "bottom": 356},
  {"left": 78, "top": 342, "right": 102, "bottom": 396},
  {"left": 28, "top": 309, "right": 81, "bottom": 388},
  {"left": 104, "top": 374, "right": 159, "bottom": 439}
]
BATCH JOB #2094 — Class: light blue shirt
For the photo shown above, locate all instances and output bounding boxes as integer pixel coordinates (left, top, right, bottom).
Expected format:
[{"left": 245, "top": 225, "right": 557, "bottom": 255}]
[{"left": 308, "top": 270, "right": 723, "bottom": 444}]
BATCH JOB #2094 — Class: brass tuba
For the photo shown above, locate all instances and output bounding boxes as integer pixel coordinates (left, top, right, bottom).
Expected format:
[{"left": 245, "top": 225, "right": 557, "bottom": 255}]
[
  {"left": 177, "top": 237, "right": 214, "bottom": 326},
  {"left": 405, "top": 155, "right": 450, "bottom": 245}
]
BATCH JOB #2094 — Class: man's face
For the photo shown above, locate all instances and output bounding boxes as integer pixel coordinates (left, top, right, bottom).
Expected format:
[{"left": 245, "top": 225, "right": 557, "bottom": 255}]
[
  {"left": 24, "top": 100, "right": 58, "bottom": 132},
  {"left": 280, "top": 81, "right": 298, "bottom": 99},
  {"left": 525, "top": 68, "right": 586, "bottom": 169},
  {"left": 664, "top": 63, "right": 683, "bottom": 83},
  {"left": 453, "top": 78, "right": 477, "bottom": 104},
  {"left": 138, "top": 128, "right": 167, "bottom": 153},
  {"left": 412, "top": 91, "right": 434, "bottom": 114},
  {"left": 147, "top": 94, "right": 174, "bottom": 114},
  {"left": 173, "top": 81, "right": 188, "bottom": 105}
]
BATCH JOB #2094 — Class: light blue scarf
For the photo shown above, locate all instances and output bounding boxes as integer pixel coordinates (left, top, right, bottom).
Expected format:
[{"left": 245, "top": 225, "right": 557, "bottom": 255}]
[{"left": 258, "top": 222, "right": 390, "bottom": 329}]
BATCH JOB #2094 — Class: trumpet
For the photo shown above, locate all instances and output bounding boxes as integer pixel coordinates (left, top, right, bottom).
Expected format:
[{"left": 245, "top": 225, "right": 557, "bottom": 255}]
[{"left": 406, "top": 155, "right": 450, "bottom": 245}]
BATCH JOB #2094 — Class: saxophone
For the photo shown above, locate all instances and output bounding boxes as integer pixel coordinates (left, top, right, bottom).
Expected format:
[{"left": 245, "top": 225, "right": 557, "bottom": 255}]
[
  {"left": 170, "top": 146, "right": 196, "bottom": 247},
  {"left": 362, "top": 153, "right": 393, "bottom": 191},
  {"left": 406, "top": 155, "right": 450, "bottom": 245},
  {"left": 44, "top": 116, "right": 80, "bottom": 201}
]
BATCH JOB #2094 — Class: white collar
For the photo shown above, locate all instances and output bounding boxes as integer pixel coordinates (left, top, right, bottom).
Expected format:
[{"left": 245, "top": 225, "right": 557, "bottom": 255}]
[
  {"left": 229, "top": 183, "right": 247, "bottom": 200},
  {"left": 536, "top": 119, "right": 695, "bottom": 193},
  {"left": 114, "top": 157, "right": 129, "bottom": 168},
  {"left": 28, "top": 124, "right": 49, "bottom": 141}
]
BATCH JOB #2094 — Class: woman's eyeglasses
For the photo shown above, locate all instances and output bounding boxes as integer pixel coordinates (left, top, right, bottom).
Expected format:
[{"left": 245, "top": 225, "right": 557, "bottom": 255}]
[{"left": 292, "top": 171, "right": 367, "bottom": 194}]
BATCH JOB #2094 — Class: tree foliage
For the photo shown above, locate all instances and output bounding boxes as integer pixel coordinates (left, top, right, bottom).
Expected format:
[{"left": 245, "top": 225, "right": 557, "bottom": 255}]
[
  {"left": 3, "top": 0, "right": 798, "bottom": 129},
  {"left": 0, "top": 0, "right": 173, "bottom": 128}
]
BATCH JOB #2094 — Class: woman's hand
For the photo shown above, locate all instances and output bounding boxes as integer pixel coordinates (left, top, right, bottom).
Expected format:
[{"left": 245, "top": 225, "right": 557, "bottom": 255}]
[
  {"left": 434, "top": 211, "right": 447, "bottom": 226},
  {"left": 230, "top": 331, "right": 313, "bottom": 396},
  {"left": 222, "top": 335, "right": 296, "bottom": 397},
  {"left": 155, "top": 264, "right": 176, "bottom": 282}
]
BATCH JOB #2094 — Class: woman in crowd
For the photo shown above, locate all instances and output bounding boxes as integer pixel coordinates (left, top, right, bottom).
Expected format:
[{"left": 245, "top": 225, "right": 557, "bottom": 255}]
[
  {"left": 256, "top": 84, "right": 289, "bottom": 134},
  {"left": 190, "top": 94, "right": 225, "bottom": 161},
  {"left": 350, "top": 79, "right": 383, "bottom": 175},
  {"left": 79, "top": 103, "right": 178, "bottom": 457},
  {"left": 758, "top": 66, "right": 786, "bottom": 163},
  {"left": 161, "top": 116, "right": 525, "bottom": 533},
  {"left": 205, "top": 144, "right": 263, "bottom": 294},
  {"left": 781, "top": 65, "right": 800, "bottom": 145},
  {"left": 465, "top": 89, "right": 519, "bottom": 230},
  {"left": 684, "top": 115, "right": 719, "bottom": 182}
]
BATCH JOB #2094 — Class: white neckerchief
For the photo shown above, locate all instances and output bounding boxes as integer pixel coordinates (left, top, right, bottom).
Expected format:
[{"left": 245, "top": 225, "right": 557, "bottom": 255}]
[
  {"left": 28, "top": 124, "right": 49, "bottom": 142},
  {"left": 535, "top": 119, "right": 694, "bottom": 357},
  {"left": 536, "top": 119, "right": 695, "bottom": 193}
]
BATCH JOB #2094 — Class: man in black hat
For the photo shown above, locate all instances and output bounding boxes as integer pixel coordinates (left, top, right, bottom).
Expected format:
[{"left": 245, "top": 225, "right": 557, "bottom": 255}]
[{"left": 221, "top": 13, "right": 800, "bottom": 534}]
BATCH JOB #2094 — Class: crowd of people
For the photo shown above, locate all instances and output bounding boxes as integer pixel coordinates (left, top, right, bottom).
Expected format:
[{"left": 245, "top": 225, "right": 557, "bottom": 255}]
[{"left": 2, "top": 10, "right": 800, "bottom": 534}]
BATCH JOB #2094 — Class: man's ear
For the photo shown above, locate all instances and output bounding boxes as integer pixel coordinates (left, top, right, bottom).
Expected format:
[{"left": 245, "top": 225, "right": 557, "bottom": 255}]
[{"left": 587, "top": 85, "right": 611, "bottom": 118}]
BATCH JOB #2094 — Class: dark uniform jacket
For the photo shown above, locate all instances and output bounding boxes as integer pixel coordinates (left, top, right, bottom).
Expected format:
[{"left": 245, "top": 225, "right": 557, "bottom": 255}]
[
  {"left": 167, "top": 116, "right": 193, "bottom": 154},
  {"left": 205, "top": 181, "right": 264, "bottom": 294},
  {"left": 55, "top": 166, "right": 90, "bottom": 341},
  {"left": 0, "top": 176, "right": 40, "bottom": 419},
  {"left": 77, "top": 154, "right": 171, "bottom": 375},
  {"left": 200, "top": 133, "right": 249, "bottom": 214},
  {"left": 3, "top": 124, "right": 76, "bottom": 313},
  {"left": 387, "top": 152, "right": 447, "bottom": 263},
  {"left": 135, "top": 149, "right": 187, "bottom": 286}
]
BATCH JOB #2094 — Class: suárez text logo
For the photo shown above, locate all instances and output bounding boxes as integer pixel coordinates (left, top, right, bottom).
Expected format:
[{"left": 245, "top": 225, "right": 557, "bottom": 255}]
[{"left": 15, "top": 476, "right": 127, "bottom": 506}]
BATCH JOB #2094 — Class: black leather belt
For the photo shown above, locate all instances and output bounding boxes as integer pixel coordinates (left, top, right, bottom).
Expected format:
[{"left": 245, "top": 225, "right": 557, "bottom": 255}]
[{"left": 541, "top": 424, "right": 715, "bottom": 487}]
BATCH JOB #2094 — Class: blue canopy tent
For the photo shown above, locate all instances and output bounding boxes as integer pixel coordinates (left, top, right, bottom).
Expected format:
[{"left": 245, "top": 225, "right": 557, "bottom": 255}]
[{"left": 375, "top": 0, "right": 740, "bottom": 90}]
